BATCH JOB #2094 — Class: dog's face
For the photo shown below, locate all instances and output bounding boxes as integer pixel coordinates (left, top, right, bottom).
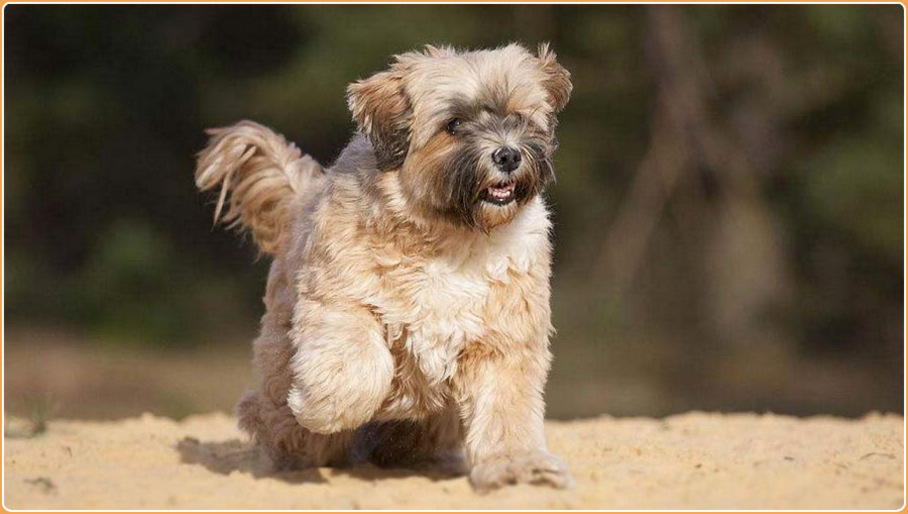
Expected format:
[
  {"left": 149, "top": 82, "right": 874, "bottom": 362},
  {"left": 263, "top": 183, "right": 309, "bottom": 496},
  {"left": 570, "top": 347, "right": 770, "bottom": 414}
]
[{"left": 348, "top": 44, "right": 572, "bottom": 231}]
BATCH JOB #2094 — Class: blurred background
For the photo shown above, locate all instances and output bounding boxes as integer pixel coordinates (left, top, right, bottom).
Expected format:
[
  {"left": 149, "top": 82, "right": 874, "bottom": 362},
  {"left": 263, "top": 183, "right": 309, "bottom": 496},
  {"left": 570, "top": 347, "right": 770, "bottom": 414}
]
[{"left": 4, "top": 4, "right": 904, "bottom": 423}]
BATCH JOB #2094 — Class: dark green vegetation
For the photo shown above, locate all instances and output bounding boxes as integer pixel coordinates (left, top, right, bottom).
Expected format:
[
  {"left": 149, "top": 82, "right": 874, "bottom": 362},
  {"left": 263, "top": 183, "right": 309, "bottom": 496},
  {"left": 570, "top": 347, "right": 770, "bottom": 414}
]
[{"left": 5, "top": 5, "right": 903, "bottom": 418}]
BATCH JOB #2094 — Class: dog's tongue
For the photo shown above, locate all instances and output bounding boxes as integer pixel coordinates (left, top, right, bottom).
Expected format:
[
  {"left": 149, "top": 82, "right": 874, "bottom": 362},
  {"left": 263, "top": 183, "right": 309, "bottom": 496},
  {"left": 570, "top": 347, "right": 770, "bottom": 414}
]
[{"left": 487, "top": 183, "right": 514, "bottom": 200}]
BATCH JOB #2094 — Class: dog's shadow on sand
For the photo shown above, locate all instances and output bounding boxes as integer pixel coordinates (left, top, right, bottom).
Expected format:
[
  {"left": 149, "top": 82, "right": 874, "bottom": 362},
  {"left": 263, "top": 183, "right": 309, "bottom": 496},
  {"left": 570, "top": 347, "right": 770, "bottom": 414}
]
[{"left": 176, "top": 437, "right": 462, "bottom": 485}]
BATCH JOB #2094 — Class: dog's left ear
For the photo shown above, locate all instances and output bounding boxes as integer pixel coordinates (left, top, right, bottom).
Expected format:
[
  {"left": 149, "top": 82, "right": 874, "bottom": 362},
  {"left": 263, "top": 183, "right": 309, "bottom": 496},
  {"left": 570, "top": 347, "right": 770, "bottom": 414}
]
[
  {"left": 347, "top": 67, "right": 412, "bottom": 171},
  {"left": 536, "top": 43, "right": 572, "bottom": 114}
]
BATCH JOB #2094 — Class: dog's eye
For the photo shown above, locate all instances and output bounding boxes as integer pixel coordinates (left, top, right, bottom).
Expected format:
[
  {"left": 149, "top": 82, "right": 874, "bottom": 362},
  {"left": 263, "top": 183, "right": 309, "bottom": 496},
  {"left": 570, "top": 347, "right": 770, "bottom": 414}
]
[{"left": 445, "top": 118, "right": 462, "bottom": 135}]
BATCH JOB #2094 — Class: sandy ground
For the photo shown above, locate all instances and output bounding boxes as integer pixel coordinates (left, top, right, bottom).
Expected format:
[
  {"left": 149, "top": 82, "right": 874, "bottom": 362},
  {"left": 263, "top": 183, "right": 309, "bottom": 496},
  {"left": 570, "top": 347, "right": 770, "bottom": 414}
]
[{"left": 3, "top": 412, "right": 904, "bottom": 510}]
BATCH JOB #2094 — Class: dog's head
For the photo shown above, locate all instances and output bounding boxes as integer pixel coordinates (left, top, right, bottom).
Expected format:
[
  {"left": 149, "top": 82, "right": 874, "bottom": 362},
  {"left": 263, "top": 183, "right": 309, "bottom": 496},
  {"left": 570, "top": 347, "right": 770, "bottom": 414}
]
[{"left": 348, "top": 43, "right": 572, "bottom": 231}]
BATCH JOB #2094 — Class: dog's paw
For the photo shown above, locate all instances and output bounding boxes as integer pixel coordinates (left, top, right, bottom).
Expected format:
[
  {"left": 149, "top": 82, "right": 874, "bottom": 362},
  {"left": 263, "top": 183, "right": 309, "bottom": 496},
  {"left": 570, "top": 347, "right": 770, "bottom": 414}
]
[
  {"left": 469, "top": 450, "right": 574, "bottom": 492},
  {"left": 288, "top": 385, "right": 360, "bottom": 434}
]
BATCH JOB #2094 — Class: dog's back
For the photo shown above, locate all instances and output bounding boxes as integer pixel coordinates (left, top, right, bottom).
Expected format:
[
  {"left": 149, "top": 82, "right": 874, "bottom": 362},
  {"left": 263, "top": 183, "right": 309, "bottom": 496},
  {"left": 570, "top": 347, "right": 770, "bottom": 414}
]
[{"left": 195, "top": 121, "right": 326, "bottom": 255}]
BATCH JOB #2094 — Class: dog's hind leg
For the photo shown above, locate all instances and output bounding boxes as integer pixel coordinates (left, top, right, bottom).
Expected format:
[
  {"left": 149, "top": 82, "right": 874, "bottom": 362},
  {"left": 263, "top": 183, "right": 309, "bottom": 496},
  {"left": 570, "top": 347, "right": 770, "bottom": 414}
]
[
  {"left": 287, "top": 301, "right": 394, "bottom": 435},
  {"left": 237, "top": 390, "right": 355, "bottom": 469},
  {"left": 356, "top": 408, "right": 465, "bottom": 475}
]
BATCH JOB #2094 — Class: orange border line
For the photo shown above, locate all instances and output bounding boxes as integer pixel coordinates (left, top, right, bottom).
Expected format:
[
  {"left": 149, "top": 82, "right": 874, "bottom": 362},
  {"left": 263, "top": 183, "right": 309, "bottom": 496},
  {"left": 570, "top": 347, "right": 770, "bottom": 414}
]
[{"left": 0, "top": 2, "right": 904, "bottom": 514}]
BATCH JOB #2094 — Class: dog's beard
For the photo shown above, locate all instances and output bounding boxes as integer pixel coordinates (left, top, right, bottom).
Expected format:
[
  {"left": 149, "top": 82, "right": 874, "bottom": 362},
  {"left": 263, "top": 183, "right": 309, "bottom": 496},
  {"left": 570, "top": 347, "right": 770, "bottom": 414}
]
[{"left": 441, "top": 138, "right": 554, "bottom": 231}]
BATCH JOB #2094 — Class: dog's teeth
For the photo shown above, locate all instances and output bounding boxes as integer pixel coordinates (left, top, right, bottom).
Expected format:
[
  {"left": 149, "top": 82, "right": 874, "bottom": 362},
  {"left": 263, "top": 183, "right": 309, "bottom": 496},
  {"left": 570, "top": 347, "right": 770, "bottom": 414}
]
[{"left": 486, "top": 184, "right": 515, "bottom": 202}]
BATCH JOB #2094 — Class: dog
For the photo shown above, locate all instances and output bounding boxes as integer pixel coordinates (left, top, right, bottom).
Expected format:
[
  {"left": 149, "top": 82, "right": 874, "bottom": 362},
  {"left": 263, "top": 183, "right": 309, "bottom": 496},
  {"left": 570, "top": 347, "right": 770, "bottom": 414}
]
[{"left": 194, "top": 43, "right": 572, "bottom": 490}]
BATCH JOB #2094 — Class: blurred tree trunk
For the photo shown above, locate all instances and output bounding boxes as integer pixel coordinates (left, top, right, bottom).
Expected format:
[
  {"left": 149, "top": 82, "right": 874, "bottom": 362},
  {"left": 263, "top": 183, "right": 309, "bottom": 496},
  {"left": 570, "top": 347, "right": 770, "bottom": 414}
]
[{"left": 598, "top": 5, "right": 793, "bottom": 348}]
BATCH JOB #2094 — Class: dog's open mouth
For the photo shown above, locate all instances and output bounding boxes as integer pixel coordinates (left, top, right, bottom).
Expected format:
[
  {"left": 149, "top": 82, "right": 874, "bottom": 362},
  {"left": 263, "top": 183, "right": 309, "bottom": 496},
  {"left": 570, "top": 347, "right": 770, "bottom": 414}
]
[{"left": 481, "top": 182, "right": 516, "bottom": 206}]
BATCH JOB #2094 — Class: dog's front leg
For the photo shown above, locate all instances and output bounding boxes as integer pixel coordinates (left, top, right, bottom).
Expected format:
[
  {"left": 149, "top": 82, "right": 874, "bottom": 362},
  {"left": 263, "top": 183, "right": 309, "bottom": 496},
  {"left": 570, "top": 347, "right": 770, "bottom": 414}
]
[
  {"left": 287, "top": 302, "right": 394, "bottom": 435},
  {"left": 453, "top": 346, "right": 573, "bottom": 491}
]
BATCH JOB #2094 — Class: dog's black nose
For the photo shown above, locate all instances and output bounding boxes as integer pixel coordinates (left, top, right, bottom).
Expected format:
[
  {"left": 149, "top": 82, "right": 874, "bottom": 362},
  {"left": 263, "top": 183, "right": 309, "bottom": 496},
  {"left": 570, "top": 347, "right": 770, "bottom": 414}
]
[{"left": 492, "top": 147, "right": 521, "bottom": 172}]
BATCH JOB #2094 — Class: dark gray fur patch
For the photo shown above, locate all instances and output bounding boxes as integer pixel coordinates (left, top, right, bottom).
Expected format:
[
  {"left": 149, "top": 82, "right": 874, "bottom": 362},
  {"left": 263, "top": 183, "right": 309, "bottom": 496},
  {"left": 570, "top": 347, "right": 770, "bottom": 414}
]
[{"left": 370, "top": 84, "right": 412, "bottom": 171}]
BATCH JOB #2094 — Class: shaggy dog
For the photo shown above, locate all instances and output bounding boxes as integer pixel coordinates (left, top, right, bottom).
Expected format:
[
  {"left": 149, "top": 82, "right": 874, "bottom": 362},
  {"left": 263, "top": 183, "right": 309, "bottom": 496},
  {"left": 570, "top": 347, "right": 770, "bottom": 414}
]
[{"left": 194, "top": 43, "right": 572, "bottom": 490}]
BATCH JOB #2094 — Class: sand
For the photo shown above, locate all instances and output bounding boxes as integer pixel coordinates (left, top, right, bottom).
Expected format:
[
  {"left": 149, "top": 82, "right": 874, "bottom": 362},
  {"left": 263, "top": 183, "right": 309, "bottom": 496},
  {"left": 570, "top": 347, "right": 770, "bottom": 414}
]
[{"left": 3, "top": 411, "right": 904, "bottom": 510}]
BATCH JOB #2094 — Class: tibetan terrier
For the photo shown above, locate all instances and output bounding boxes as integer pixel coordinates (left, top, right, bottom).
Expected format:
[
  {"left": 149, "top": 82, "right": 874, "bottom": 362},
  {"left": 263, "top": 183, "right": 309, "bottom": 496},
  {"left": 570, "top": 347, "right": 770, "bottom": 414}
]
[{"left": 195, "top": 43, "right": 572, "bottom": 490}]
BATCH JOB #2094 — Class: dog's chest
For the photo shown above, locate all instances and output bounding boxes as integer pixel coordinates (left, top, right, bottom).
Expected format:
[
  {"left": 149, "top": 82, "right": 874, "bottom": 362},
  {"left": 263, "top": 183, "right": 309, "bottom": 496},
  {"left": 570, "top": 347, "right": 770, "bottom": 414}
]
[
  {"left": 378, "top": 251, "right": 494, "bottom": 385},
  {"left": 372, "top": 229, "right": 540, "bottom": 390},
  {"left": 361, "top": 202, "right": 551, "bottom": 419},
  {"left": 371, "top": 253, "right": 504, "bottom": 419}
]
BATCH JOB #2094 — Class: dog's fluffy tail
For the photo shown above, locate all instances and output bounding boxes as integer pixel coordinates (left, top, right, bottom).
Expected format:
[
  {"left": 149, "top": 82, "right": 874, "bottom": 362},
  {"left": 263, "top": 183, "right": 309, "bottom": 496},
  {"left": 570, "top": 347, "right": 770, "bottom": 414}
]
[{"left": 195, "top": 120, "right": 324, "bottom": 255}]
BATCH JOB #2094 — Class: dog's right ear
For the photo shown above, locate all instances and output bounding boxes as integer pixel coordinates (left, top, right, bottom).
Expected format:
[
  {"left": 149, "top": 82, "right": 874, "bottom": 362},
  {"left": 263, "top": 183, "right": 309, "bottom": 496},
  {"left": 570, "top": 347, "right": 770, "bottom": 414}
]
[{"left": 347, "top": 68, "right": 412, "bottom": 171}]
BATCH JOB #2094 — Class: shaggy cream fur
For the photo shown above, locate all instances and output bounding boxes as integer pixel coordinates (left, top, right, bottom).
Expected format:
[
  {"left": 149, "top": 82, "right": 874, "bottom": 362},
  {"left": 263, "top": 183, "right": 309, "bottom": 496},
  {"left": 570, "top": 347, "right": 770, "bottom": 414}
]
[{"left": 195, "top": 43, "right": 572, "bottom": 491}]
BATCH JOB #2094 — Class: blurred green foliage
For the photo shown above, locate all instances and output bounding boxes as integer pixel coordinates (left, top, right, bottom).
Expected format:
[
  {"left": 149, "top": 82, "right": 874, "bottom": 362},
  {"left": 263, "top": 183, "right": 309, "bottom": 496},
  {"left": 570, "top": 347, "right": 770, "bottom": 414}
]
[{"left": 4, "top": 5, "right": 903, "bottom": 416}]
